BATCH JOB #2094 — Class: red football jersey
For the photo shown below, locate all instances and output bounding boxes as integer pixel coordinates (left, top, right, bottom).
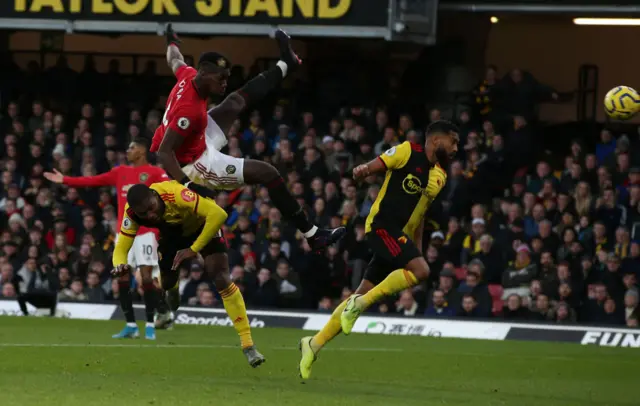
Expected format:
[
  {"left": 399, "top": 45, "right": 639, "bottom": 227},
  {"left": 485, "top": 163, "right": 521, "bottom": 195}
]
[
  {"left": 63, "top": 164, "right": 168, "bottom": 238},
  {"left": 151, "top": 65, "right": 208, "bottom": 165}
]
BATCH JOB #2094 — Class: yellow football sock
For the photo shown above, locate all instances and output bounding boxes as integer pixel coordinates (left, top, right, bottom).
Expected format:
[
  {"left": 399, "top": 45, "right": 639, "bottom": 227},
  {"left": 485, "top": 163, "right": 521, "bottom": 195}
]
[
  {"left": 219, "top": 283, "right": 254, "bottom": 349},
  {"left": 310, "top": 299, "right": 348, "bottom": 353},
  {"left": 357, "top": 269, "right": 419, "bottom": 310}
]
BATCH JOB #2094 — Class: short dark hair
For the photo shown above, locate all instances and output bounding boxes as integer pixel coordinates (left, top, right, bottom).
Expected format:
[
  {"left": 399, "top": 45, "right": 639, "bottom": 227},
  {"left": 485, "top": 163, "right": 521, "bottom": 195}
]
[
  {"left": 127, "top": 184, "right": 152, "bottom": 207},
  {"left": 198, "top": 52, "right": 230, "bottom": 73},
  {"left": 131, "top": 136, "right": 150, "bottom": 150},
  {"left": 426, "top": 120, "right": 459, "bottom": 137}
]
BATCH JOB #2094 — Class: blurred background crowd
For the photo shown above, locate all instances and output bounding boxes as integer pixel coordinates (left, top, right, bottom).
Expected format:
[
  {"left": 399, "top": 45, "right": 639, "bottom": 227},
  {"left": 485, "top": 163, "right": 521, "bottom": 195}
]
[{"left": 0, "top": 55, "right": 639, "bottom": 328}]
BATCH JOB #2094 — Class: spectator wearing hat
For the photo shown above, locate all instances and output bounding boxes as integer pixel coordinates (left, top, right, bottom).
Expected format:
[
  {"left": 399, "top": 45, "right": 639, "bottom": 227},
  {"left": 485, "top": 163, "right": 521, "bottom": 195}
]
[
  {"left": 503, "top": 244, "right": 538, "bottom": 297},
  {"left": 461, "top": 218, "right": 486, "bottom": 265}
]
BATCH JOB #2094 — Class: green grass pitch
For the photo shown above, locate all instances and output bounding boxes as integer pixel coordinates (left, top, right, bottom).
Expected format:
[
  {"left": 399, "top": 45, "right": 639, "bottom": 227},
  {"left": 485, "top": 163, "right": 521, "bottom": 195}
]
[{"left": 0, "top": 317, "right": 636, "bottom": 406}]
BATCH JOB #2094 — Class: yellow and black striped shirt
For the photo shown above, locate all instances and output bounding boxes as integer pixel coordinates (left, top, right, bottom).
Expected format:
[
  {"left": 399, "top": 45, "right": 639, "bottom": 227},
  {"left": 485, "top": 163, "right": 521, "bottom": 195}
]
[
  {"left": 113, "top": 181, "right": 227, "bottom": 266},
  {"left": 365, "top": 141, "right": 447, "bottom": 239}
]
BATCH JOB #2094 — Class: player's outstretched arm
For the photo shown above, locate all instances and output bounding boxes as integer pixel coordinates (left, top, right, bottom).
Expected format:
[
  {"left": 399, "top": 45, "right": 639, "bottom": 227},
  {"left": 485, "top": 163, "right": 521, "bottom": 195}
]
[
  {"left": 353, "top": 157, "right": 387, "bottom": 181},
  {"left": 165, "top": 23, "right": 186, "bottom": 76},
  {"left": 44, "top": 168, "right": 117, "bottom": 187},
  {"left": 354, "top": 142, "right": 412, "bottom": 181}
]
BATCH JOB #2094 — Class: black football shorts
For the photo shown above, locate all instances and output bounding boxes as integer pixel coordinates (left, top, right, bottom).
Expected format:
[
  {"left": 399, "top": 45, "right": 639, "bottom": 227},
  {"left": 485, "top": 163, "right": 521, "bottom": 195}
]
[
  {"left": 158, "top": 228, "right": 227, "bottom": 272},
  {"left": 363, "top": 227, "right": 422, "bottom": 285}
]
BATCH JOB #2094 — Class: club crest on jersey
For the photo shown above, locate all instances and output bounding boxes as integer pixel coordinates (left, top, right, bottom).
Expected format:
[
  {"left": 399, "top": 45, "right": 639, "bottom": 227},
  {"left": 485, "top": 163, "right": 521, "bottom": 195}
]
[
  {"left": 226, "top": 165, "right": 236, "bottom": 174},
  {"left": 139, "top": 173, "right": 148, "bottom": 183},
  {"left": 181, "top": 188, "right": 196, "bottom": 202},
  {"left": 177, "top": 117, "right": 190, "bottom": 130},
  {"left": 385, "top": 147, "right": 396, "bottom": 156}
]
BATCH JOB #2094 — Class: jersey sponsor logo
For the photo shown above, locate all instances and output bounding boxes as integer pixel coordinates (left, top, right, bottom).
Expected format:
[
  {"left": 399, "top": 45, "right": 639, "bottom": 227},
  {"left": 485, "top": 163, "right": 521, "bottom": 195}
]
[
  {"left": 225, "top": 165, "right": 236, "bottom": 174},
  {"left": 139, "top": 173, "right": 149, "bottom": 182},
  {"left": 122, "top": 217, "right": 133, "bottom": 230},
  {"left": 181, "top": 188, "right": 196, "bottom": 202},
  {"left": 385, "top": 147, "right": 396, "bottom": 156},
  {"left": 177, "top": 117, "right": 190, "bottom": 130},
  {"left": 402, "top": 174, "right": 423, "bottom": 195}
]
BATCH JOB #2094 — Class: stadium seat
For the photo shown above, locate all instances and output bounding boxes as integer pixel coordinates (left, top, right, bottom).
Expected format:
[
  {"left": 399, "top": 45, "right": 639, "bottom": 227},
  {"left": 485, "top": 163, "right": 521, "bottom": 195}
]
[
  {"left": 454, "top": 267, "right": 467, "bottom": 280},
  {"left": 488, "top": 284, "right": 504, "bottom": 299},
  {"left": 492, "top": 298, "right": 504, "bottom": 315}
]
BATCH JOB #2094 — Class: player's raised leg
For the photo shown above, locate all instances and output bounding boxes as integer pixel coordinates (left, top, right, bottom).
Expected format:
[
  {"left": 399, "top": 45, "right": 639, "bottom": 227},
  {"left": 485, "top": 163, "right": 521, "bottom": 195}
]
[
  {"left": 112, "top": 268, "right": 140, "bottom": 339},
  {"left": 205, "top": 251, "right": 265, "bottom": 368},
  {"left": 299, "top": 279, "right": 375, "bottom": 379},
  {"left": 242, "top": 159, "right": 346, "bottom": 250},
  {"left": 341, "top": 260, "right": 429, "bottom": 335}
]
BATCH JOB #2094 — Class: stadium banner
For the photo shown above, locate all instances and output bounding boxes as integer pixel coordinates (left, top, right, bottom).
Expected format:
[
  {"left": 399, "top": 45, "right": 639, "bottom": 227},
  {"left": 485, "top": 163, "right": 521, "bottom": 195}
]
[
  {"left": 2, "top": 299, "right": 639, "bottom": 348},
  {"left": 0, "top": 0, "right": 390, "bottom": 36},
  {"left": 506, "top": 327, "right": 640, "bottom": 348},
  {"left": 302, "top": 314, "right": 511, "bottom": 339},
  {"left": 121, "top": 304, "right": 309, "bottom": 329},
  {"left": 0, "top": 299, "right": 116, "bottom": 320}
]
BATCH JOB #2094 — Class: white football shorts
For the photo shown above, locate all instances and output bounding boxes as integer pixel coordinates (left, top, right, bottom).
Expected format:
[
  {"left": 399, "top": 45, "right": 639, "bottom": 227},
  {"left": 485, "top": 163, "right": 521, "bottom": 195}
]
[{"left": 181, "top": 115, "right": 245, "bottom": 191}]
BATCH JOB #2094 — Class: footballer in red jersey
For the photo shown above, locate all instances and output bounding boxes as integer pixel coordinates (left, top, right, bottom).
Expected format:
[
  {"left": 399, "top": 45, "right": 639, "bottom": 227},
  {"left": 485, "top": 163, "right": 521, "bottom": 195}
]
[
  {"left": 44, "top": 137, "right": 169, "bottom": 340},
  {"left": 151, "top": 25, "right": 346, "bottom": 261}
]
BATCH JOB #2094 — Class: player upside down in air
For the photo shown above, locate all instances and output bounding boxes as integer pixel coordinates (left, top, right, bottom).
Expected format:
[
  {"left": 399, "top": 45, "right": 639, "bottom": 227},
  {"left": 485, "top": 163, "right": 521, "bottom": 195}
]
[
  {"left": 151, "top": 25, "right": 346, "bottom": 256},
  {"left": 44, "top": 137, "right": 168, "bottom": 340},
  {"left": 112, "top": 180, "right": 265, "bottom": 367},
  {"left": 298, "top": 121, "right": 460, "bottom": 379}
]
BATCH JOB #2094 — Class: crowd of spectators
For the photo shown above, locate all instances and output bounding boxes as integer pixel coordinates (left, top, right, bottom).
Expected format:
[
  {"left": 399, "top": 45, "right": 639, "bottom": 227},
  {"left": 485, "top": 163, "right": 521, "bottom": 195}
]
[{"left": 0, "top": 55, "right": 639, "bottom": 328}]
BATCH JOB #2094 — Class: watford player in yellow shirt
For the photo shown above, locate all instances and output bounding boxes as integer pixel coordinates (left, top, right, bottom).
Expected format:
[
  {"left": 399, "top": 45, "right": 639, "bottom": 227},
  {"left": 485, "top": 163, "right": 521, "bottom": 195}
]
[
  {"left": 299, "top": 121, "right": 459, "bottom": 379},
  {"left": 112, "top": 180, "right": 265, "bottom": 367}
]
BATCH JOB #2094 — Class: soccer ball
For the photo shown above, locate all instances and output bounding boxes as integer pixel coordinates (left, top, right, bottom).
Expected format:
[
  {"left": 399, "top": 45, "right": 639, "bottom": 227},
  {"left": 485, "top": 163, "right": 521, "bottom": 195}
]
[{"left": 604, "top": 86, "right": 640, "bottom": 120}]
